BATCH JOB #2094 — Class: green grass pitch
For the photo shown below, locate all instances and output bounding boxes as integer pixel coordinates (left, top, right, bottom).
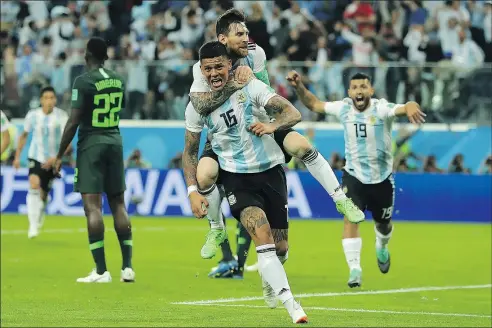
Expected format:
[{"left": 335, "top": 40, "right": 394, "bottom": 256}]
[{"left": 1, "top": 214, "right": 491, "bottom": 327}]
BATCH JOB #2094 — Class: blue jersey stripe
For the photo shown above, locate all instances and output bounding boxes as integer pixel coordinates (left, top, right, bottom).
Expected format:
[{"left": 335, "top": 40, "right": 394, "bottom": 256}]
[
  {"left": 43, "top": 116, "right": 50, "bottom": 160},
  {"left": 373, "top": 120, "right": 387, "bottom": 182},
  {"left": 243, "top": 96, "right": 271, "bottom": 172}
]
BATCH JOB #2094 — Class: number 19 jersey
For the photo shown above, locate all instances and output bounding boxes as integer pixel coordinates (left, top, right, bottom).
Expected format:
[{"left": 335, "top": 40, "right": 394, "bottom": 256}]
[
  {"left": 324, "top": 98, "right": 404, "bottom": 184},
  {"left": 71, "top": 67, "right": 125, "bottom": 151}
]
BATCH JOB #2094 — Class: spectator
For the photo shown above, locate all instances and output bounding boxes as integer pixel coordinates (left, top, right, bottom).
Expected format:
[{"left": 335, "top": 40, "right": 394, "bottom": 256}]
[
  {"left": 448, "top": 153, "right": 471, "bottom": 173},
  {"left": 125, "top": 149, "right": 151, "bottom": 169},
  {"left": 343, "top": 0, "right": 376, "bottom": 32},
  {"left": 423, "top": 155, "right": 444, "bottom": 173},
  {"left": 451, "top": 28, "right": 484, "bottom": 72},
  {"left": 484, "top": 1, "right": 492, "bottom": 62},
  {"left": 330, "top": 152, "right": 344, "bottom": 171},
  {"left": 435, "top": 0, "right": 470, "bottom": 56},
  {"left": 479, "top": 155, "right": 492, "bottom": 174}
]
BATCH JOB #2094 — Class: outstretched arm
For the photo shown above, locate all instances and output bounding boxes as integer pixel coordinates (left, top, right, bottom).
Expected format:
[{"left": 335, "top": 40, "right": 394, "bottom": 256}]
[
  {"left": 394, "top": 102, "right": 426, "bottom": 124},
  {"left": 286, "top": 70, "right": 326, "bottom": 113}
]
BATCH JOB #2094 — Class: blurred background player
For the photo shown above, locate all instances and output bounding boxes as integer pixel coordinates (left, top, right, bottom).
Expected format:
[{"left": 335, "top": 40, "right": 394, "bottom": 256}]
[
  {"left": 287, "top": 70, "right": 426, "bottom": 288},
  {"left": 13, "top": 86, "right": 68, "bottom": 238},
  {"left": 189, "top": 8, "right": 364, "bottom": 280},
  {"left": 1, "top": 110, "right": 12, "bottom": 156},
  {"left": 44, "top": 37, "right": 134, "bottom": 284},
  {"left": 184, "top": 41, "right": 308, "bottom": 322}
]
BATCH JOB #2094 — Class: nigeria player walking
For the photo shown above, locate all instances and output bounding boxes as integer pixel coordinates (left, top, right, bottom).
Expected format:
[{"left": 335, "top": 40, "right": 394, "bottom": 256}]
[
  {"left": 44, "top": 37, "right": 134, "bottom": 283},
  {"left": 287, "top": 71, "right": 425, "bottom": 288},
  {"left": 184, "top": 41, "right": 308, "bottom": 323},
  {"left": 13, "top": 87, "right": 68, "bottom": 238}
]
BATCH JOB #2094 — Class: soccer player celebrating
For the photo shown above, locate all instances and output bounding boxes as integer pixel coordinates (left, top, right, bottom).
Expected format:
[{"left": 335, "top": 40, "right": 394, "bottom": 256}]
[
  {"left": 13, "top": 87, "right": 69, "bottom": 238},
  {"left": 286, "top": 70, "right": 426, "bottom": 287},
  {"left": 188, "top": 8, "right": 364, "bottom": 278},
  {"left": 44, "top": 37, "right": 135, "bottom": 283},
  {"left": 184, "top": 41, "right": 308, "bottom": 323}
]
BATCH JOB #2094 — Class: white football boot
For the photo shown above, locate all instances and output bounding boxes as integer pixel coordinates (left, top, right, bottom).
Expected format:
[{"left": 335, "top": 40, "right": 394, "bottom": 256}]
[{"left": 76, "top": 269, "right": 112, "bottom": 283}]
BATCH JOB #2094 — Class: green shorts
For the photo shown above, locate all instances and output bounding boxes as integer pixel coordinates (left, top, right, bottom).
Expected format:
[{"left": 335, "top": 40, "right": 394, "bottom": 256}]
[{"left": 74, "top": 143, "right": 126, "bottom": 195}]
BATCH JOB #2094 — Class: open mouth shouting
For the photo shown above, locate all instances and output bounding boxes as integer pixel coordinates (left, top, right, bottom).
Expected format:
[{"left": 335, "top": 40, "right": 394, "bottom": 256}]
[{"left": 210, "top": 76, "right": 224, "bottom": 89}]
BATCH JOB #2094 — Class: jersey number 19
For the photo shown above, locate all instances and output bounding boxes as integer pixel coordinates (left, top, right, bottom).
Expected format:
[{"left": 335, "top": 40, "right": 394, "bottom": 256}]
[{"left": 92, "top": 92, "right": 123, "bottom": 128}]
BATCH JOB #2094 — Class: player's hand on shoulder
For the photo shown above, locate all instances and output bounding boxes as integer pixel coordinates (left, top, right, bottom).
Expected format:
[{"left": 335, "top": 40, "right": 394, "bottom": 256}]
[
  {"left": 286, "top": 70, "right": 301, "bottom": 87},
  {"left": 189, "top": 191, "right": 209, "bottom": 219},
  {"left": 233, "top": 66, "right": 253, "bottom": 89},
  {"left": 249, "top": 122, "right": 276, "bottom": 136},
  {"left": 406, "top": 102, "right": 426, "bottom": 124}
]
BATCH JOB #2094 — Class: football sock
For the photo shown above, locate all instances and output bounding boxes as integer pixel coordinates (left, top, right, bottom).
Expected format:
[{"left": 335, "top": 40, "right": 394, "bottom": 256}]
[
  {"left": 116, "top": 230, "right": 133, "bottom": 270},
  {"left": 199, "top": 184, "right": 224, "bottom": 229},
  {"left": 89, "top": 233, "right": 107, "bottom": 275},
  {"left": 375, "top": 225, "right": 393, "bottom": 249},
  {"left": 278, "top": 251, "right": 288, "bottom": 265},
  {"left": 256, "top": 244, "right": 293, "bottom": 304},
  {"left": 302, "top": 148, "right": 347, "bottom": 202},
  {"left": 219, "top": 215, "right": 234, "bottom": 261},
  {"left": 236, "top": 222, "right": 252, "bottom": 271},
  {"left": 342, "top": 237, "right": 362, "bottom": 271},
  {"left": 26, "top": 188, "right": 42, "bottom": 232}
]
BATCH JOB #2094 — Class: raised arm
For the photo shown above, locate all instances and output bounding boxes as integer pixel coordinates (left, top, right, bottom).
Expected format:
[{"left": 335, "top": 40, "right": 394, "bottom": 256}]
[{"left": 286, "top": 70, "right": 326, "bottom": 113}]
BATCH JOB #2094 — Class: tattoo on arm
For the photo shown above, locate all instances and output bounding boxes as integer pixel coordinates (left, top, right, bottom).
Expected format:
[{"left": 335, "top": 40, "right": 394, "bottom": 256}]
[
  {"left": 240, "top": 206, "right": 270, "bottom": 238},
  {"left": 182, "top": 130, "right": 201, "bottom": 187},
  {"left": 190, "top": 80, "right": 240, "bottom": 115},
  {"left": 264, "top": 95, "right": 302, "bottom": 131},
  {"left": 271, "top": 229, "right": 288, "bottom": 243}
]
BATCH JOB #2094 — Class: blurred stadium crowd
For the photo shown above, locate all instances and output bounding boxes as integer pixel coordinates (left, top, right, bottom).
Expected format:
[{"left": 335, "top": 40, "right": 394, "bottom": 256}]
[{"left": 0, "top": 0, "right": 490, "bottom": 122}]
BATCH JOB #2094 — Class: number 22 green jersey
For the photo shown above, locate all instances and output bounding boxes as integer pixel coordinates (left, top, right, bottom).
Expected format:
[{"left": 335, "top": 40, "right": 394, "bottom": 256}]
[{"left": 71, "top": 67, "right": 125, "bottom": 151}]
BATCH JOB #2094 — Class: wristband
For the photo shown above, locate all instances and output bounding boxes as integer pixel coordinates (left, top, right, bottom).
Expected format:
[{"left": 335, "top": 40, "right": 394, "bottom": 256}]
[{"left": 187, "top": 185, "right": 198, "bottom": 196}]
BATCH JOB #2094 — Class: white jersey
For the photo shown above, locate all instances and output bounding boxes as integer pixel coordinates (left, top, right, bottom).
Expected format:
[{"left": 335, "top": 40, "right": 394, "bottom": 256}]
[
  {"left": 186, "top": 79, "right": 285, "bottom": 174},
  {"left": 324, "top": 98, "right": 404, "bottom": 184},
  {"left": 189, "top": 42, "right": 268, "bottom": 93},
  {"left": 23, "top": 107, "right": 68, "bottom": 163},
  {"left": 1, "top": 110, "right": 10, "bottom": 133}
]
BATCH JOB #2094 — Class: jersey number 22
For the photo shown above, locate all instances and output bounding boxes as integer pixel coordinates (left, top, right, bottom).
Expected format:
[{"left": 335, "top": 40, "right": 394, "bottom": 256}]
[{"left": 92, "top": 92, "right": 123, "bottom": 128}]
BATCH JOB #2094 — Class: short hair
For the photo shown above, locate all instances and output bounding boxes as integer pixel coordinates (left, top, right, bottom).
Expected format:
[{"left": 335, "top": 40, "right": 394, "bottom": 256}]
[
  {"left": 86, "top": 37, "right": 108, "bottom": 62},
  {"left": 199, "top": 41, "right": 229, "bottom": 61},
  {"left": 40, "top": 86, "right": 55, "bottom": 97},
  {"left": 215, "top": 8, "right": 246, "bottom": 37},
  {"left": 350, "top": 72, "right": 372, "bottom": 84}
]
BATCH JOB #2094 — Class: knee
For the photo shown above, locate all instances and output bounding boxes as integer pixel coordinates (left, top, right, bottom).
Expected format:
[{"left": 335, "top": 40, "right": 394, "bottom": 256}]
[
  {"left": 283, "top": 132, "right": 313, "bottom": 158},
  {"left": 375, "top": 222, "right": 392, "bottom": 235},
  {"left": 28, "top": 175, "right": 40, "bottom": 190},
  {"left": 275, "top": 240, "right": 289, "bottom": 257},
  {"left": 197, "top": 158, "right": 218, "bottom": 190}
]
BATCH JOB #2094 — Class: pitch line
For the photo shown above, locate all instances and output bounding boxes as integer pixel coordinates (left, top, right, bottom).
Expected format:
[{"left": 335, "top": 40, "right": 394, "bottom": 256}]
[
  {"left": 0, "top": 226, "right": 209, "bottom": 235},
  {"left": 172, "top": 284, "right": 492, "bottom": 305},
  {"left": 185, "top": 303, "right": 491, "bottom": 319}
]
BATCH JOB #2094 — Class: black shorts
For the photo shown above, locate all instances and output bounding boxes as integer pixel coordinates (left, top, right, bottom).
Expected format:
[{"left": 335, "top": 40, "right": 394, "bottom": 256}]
[
  {"left": 28, "top": 158, "right": 56, "bottom": 192},
  {"left": 342, "top": 170, "right": 395, "bottom": 223},
  {"left": 220, "top": 165, "right": 288, "bottom": 229}
]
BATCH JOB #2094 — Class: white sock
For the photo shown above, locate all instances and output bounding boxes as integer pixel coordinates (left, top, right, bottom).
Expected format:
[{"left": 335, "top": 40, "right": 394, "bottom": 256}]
[
  {"left": 375, "top": 225, "right": 393, "bottom": 249},
  {"left": 26, "top": 189, "right": 42, "bottom": 232},
  {"left": 302, "top": 148, "right": 346, "bottom": 201},
  {"left": 38, "top": 198, "right": 48, "bottom": 228},
  {"left": 199, "top": 184, "right": 224, "bottom": 229},
  {"left": 342, "top": 237, "right": 362, "bottom": 271},
  {"left": 257, "top": 244, "right": 293, "bottom": 304}
]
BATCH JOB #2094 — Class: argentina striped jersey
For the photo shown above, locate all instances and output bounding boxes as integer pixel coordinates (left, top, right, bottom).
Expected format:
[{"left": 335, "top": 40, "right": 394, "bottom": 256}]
[
  {"left": 324, "top": 98, "right": 404, "bottom": 184},
  {"left": 185, "top": 79, "right": 285, "bottom": 173},
  {"left": 23, "top": 107, "right": 68, "bottom": 163}
]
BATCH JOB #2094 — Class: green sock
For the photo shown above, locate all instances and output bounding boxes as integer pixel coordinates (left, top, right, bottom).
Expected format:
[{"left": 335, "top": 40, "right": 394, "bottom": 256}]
[
  {"left": 89, "top": 234, "right": 107, "bottom": 275},
  {"left": 236, "top": 223, "right": 252, "bottom": 271},
  {"left": 117, "top": 232, "right": 133, "bottom": 270}
]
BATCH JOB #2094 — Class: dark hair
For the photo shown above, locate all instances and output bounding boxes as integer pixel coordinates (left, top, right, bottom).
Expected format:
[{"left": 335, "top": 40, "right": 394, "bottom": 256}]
[
  {"left": 40, "top": 86, "right": 55, "bottom": 97},
  {"left": 86, "top": 37, "right": 108, "bottom": 62},
  {"left": 199, "top": 41, "right": 229, "bottom": 61},
  {"left": 350, "top": 72, "right": 372, "bottom": 83},
  {"left": 215, "top": 8, "right": 246, "bottom": 37}
]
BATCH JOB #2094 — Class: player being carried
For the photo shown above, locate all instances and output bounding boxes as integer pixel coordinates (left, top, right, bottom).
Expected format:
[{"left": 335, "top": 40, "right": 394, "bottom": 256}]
[
  {"left": 184, "top": 41, "right": 308, "bottom": 323},
  {"left": 44, "top": 37, "right": 135, "bottom": 284},
  {"left": 13, "top": 87, "right": 69, "bottom": 238},
  {"left": 188, "top": 8, "right": 364, "bottom": 279},
  {"left": 286, "top": 70, "right": 426, "bottom": 288}
]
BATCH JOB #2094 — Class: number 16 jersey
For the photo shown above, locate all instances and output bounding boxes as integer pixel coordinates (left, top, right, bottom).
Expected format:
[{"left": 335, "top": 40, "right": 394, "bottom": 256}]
[
  {"left": 71, "top": 67, "right": 125, "bottom": 151},
  {"left": 323, "top": 98, "right": 405, "bottom": 185}
]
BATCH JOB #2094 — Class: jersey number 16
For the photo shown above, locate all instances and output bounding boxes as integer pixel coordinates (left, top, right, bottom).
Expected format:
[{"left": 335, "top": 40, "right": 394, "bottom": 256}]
[{"left": 92, "top": 92, "right": 123, "bottom": 128}]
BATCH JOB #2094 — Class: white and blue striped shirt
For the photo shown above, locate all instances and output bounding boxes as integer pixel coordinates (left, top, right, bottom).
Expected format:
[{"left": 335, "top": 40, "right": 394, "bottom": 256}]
[
  {"left": 324, "top": 98, "right": 404, "bottom": 184},
  {"left": 185, "top": 79, "right": 285, "bottom": 174},
  {"left": 24, "top": 107, "right": 68, "bottom": 163}
]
